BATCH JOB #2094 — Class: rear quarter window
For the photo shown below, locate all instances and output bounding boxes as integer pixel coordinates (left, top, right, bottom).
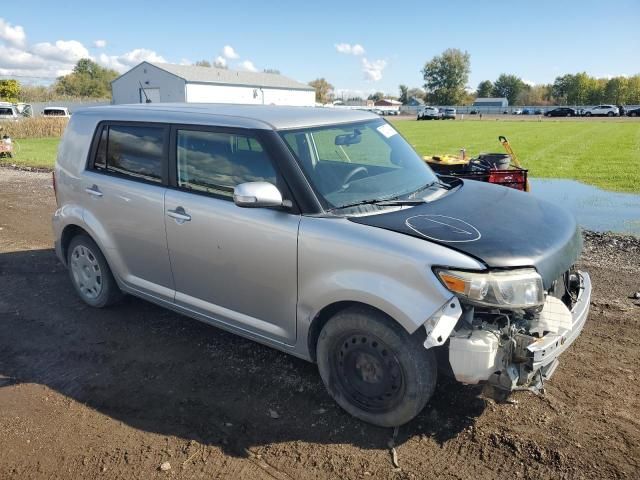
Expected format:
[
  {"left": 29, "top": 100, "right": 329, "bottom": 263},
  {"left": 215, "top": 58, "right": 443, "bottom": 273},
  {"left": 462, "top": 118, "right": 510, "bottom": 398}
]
[{"left": 91, "top": 124, "right": 165, "bottom": 183}]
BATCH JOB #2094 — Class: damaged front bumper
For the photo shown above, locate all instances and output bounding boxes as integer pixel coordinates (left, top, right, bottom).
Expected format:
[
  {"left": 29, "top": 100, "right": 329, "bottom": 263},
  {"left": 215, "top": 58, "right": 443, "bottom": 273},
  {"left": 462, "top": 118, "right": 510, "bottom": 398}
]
[{"left": 425, "top": 271, "right": 591, "bottom": 399}]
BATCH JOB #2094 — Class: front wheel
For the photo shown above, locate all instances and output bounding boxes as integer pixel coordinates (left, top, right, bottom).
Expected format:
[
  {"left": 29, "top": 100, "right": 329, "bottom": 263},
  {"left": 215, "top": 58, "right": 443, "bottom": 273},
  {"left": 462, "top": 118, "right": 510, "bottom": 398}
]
[
  {"left": 316, "top": 307, "right": 437, "bottom": 427},
  {"left": 607, "top": 111, "right": 614, "bottom": 117},
  {"left": 585, "top": 112, "right": 592, "bottom": 117}
]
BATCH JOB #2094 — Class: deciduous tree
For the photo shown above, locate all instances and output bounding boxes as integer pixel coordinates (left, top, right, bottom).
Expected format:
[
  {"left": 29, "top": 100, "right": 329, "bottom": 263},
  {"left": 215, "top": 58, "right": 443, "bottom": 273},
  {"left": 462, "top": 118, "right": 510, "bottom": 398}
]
[
  {"left": 492, "top": 74, "right": 526, "bottom": 105},
  {"left": 308, "top": 78, "right": 334, "bottom": 104},
  {"left": 54, "top": 59, "right": 118, "bottom": 98},
  {"left": 0, "top": 79, "right": 20, "bottom": 102},
  {"left": 476, "top": 80, "right": 493, "bottom": 98},
  {"left": 421, "top": 48, "right": 471, "bottom": 105}
]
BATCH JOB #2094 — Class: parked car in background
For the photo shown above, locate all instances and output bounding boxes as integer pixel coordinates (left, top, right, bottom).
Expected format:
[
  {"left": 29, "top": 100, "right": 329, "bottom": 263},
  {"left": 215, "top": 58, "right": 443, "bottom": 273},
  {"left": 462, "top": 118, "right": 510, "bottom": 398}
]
[
  {"left": 534, "top": 108, "right": 544, "bottom": 115},
  {"left": 545, "top": 107, "right": 577, "bottom": 117},
  {"left": 469, "top": 109, "right": 479, "bottom": 115},
  {"left": 583, "top": 105, "right": 619, "bottom": 117},
  {"left": 626, "top": 107, "right": 640, "bottom": 117},
  {"left": 522, "top": 108, "right": 532, "bottom": 115},
  {"left": 0, "top": 103, "right": 19, "bottom": 121},
  {"left": 371, "top": 109, "right": 384, "bottom": 116},
  {"left": 43, "top": 107, "right": 71, "bottom": 118},
  {"left": 512, "top": 109, "right": 523, "bottom": 115},
  {"left": 442, "top": 108, "right": 456, "bottom": 119},
  {"left": 384, "top": 110, "right": 399, "bottom": 116},
  {"left": 417, "top": 106, "right": 441, "bottom": 120},
  {"left": 52, "top": 104, "right": 591, "bottom": 427}
]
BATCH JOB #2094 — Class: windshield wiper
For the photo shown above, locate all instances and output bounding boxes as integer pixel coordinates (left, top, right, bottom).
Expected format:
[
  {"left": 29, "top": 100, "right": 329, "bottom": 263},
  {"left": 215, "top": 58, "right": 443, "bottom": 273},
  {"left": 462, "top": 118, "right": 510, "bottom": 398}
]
[{"left": 329, "top": 197, "right": 425, "bottom": 211}]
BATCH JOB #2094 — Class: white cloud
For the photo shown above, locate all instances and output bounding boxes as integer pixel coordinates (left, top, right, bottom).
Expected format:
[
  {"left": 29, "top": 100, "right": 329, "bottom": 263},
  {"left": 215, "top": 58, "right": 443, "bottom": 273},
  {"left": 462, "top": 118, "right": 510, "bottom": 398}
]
[
  {"left": 523, "top": 79, "right": 536, "bottom": 87},
  {"left": 0, "top": 17, "right": 168, "bottom": 79},
  {"left": 98, "top": 48, "right": 166, "bottom": 72},
  {"left": 239, "top": 60, "right": 257, "bottom": 72},
  {"left": 0, "top": 18, "right": 26, "bottom": 48},
  {"left": 223, "top": 45, "right": 239, "bottom": 59},
  {"left": 214, "top": 55, "right": 227, "bottom": 68},
  {"left": 351, "top": 44, "right": 365, "bottom": 56},
  {"left": 361, "top": 58, "right": 387, "bottom": 82},
  {"left": 335, "top": 43, "right": 365, "bottom": 56},
  {"left": 31, "top": 40, "right": 90, "bottom": 63}
]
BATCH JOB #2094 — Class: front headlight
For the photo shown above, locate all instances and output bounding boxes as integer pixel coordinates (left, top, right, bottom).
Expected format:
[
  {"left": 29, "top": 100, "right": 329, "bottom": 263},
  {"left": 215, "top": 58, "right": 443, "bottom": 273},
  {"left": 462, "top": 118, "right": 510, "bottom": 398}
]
[{"left": 435, "top": 268, "right": 544, "bottom": 308}]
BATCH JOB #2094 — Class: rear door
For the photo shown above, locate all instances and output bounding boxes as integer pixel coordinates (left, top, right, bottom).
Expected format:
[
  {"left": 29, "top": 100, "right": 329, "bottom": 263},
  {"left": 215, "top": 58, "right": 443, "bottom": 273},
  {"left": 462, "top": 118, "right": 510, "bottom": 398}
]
[
  {"left": 164, "top": 126, "right": 300, "bottom": 344},
  {"left": 81, "top": 122, "right": 174, "bottom": 300}
]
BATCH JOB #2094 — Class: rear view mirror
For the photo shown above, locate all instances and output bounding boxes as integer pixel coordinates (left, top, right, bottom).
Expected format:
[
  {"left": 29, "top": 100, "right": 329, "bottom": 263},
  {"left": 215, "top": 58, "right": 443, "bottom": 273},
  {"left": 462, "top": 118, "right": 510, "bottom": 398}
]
[
  {"left": 335, "top": 129, "right": 362, "bottom": 146},
  {"left": 233, "top": 182, "right": 284, "bottom": 208}
]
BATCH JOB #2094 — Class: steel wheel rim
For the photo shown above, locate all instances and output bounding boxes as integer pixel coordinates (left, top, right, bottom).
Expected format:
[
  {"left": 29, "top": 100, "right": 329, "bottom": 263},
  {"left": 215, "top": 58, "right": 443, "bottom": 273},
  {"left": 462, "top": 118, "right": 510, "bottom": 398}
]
[
  {"left": 70, "top": 245, "right": 103, "bottom": 300},
  {"left": 331, "top": 332, "right": 406, "bottom": 413}
]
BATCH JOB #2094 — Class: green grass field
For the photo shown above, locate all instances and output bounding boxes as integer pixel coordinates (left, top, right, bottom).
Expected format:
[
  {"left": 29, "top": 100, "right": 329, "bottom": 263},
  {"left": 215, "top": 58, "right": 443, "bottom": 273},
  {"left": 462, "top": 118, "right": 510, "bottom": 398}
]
[
  {"left": 4, "top": 120, "right": 640, "bottom": 192},
  {"left": 391, "top": 119, "right": 640, "bottom": 193},
  {"left": 2, "top": 137, "right": 60, "bottom": 169}
]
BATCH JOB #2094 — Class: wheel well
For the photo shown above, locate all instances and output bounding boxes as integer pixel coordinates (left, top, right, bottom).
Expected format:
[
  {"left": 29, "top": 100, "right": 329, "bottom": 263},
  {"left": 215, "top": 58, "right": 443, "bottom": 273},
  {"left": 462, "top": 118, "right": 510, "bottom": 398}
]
[
  {"left": 307, "top": 301, "right": 395, "bottom": 362},
  {"left": 60, "top": 224, "right": 90, "bottom": 263}
]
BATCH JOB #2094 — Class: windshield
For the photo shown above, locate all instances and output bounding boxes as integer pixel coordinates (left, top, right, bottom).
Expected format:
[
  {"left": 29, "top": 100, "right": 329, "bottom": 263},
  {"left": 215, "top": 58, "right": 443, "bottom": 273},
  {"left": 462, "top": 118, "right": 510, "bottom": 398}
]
[{"left": 280, "top": 119, "right": 438, "bottom": 210}]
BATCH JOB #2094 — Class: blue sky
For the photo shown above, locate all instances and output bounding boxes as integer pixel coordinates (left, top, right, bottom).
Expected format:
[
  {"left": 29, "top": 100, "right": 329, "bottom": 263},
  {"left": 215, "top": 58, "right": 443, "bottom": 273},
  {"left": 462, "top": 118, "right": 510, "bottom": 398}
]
[{"left": 1, "top": 0, "right": 638, "bottom": 96}]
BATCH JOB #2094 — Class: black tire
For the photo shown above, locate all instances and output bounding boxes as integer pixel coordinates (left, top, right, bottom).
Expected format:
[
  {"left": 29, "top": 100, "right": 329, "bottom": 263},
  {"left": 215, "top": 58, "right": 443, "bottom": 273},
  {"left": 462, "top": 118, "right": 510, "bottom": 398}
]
[
  {"left": 585, "top": 112, "right": 592, "bottom": 117},
  {"left": 607, "top": 111, "right": 614, "bottom": 117},
  {"left": 316, "top": 306, "right": 437, "bottom": 427},
  {"left": 67, "top": 234, "right": 123, "bottom": 308},
  {"left": 631, "top": 112, "right": 638, "bottom": 117}
]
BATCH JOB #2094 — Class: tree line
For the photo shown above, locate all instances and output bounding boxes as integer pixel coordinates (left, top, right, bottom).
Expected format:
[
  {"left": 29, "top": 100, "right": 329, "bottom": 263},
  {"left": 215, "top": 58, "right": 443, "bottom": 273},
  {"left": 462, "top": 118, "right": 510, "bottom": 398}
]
[{"left": 419, "top": 49, "right": 640, "bottom": 106}]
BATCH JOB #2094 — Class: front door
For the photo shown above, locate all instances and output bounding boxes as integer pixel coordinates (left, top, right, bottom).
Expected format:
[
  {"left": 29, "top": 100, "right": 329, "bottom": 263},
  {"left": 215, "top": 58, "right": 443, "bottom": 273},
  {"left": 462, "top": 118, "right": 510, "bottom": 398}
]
[{"left": 164, "top": 127, "right": 300, "bottom": 344}]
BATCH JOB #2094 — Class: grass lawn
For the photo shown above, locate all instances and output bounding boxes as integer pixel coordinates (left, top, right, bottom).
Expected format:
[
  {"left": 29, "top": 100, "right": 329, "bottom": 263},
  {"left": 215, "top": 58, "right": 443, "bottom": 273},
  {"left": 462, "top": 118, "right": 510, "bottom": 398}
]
[
  {"left": 4, "top": 120, "right": 640, "bottom": 193},
  {"left": 2, "top": 137, "right": 60, "bottom": 169},
  {"left": 391, "top": 119, "right": 640, "bottom": 193}
]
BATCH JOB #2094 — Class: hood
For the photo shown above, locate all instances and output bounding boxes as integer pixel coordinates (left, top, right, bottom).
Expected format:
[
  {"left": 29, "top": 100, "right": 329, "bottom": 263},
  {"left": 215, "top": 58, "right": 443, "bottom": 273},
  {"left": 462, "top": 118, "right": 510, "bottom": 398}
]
[{"left": 349, "top": 180, "right": 582, "bottom": 288}]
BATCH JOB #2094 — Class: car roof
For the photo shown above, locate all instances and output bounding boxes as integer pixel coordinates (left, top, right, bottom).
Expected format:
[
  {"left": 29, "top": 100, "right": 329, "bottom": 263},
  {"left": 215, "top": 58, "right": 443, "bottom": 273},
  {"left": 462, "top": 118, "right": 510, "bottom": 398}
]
[{"left": 72, "top": 103, "right": 379, "bottom": 130}]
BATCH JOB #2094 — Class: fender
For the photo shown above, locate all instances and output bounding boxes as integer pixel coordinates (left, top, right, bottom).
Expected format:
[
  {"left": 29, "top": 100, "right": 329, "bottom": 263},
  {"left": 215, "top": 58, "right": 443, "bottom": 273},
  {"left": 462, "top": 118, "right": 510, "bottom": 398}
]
[{"left": 297, "top": 216, "right": 484, "bottom": 357}]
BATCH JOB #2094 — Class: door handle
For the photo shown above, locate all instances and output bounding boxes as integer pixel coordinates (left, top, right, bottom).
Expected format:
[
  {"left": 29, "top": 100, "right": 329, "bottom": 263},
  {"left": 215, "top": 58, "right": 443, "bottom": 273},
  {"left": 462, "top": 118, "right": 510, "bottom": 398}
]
[
  {"left": 85, "top": 185, "right": 103, "bottom": 197},
  {"left": 167, "top": 208, "right": 191, "bottom": 222}
]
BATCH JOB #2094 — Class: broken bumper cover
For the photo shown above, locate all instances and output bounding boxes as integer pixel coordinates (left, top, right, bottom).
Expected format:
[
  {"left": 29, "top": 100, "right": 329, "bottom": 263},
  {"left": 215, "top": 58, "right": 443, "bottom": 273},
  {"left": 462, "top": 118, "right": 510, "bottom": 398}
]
[
  {"left": 527, "top": 272, "right": 591, "bottom": 373},
  {"left": 487, "top": 271, "right": 592, "bottom": 396}
]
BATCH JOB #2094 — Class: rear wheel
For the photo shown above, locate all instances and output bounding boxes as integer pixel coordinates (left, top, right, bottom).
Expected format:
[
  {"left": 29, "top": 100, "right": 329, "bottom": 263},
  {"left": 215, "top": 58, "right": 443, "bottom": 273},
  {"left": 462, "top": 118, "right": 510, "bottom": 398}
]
[
  {"left": 632, "top": 112, "right": 638, "bottom": 117},
  {"left": 585, "top": 112, "right": 592, "bottom": 117},
  {"left": 316, "top": 306, "right": 437, "bottom": 427},
  {"left": 67, "top": 234, "right": 123, "bottom": 308},
  {"left": 607, "top": 111, "right": 614, "bottom": 117}
]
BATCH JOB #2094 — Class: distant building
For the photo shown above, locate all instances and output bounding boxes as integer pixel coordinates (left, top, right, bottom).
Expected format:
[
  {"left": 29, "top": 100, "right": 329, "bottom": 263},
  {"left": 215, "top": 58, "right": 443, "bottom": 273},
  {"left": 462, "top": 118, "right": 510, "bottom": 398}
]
[
  {"left": 375, "top": 99, "right": 402, "bottom": 107},
  {"left": 473, "top": 97, "right": 509, "bottom": 107},
  {"left": 407, "top": 97, "right": 425, "bottom": 107},
  {"left": 111, "top": 62, "right": 315, "bottom": 106}
]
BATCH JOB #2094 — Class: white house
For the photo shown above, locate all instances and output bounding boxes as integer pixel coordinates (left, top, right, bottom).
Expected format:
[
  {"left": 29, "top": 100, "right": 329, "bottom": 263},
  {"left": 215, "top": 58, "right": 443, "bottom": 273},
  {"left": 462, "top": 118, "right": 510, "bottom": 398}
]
[{"left": 111, "top": 62, "right": 315, "bottom": 107}]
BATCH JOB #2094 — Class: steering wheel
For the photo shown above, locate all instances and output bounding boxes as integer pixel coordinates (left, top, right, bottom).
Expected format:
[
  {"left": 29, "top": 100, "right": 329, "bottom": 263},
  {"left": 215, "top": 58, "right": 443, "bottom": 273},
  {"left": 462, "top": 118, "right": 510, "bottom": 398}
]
[{"left": 342, "top": 166, "right": 369, "bottom": 189}]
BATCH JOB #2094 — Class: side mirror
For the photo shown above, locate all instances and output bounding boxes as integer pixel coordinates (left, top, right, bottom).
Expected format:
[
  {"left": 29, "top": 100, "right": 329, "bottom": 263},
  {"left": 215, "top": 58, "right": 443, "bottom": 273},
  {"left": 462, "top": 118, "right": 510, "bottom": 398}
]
[{"left": 233, "top": 182, "right": 285, "bottom": 208}]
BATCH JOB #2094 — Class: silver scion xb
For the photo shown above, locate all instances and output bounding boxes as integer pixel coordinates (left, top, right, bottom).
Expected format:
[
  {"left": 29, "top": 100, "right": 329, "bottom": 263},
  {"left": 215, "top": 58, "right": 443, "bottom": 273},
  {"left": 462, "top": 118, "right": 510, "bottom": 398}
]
[{"left": 53, "top": 104, "right": 591, "bottom": 427}]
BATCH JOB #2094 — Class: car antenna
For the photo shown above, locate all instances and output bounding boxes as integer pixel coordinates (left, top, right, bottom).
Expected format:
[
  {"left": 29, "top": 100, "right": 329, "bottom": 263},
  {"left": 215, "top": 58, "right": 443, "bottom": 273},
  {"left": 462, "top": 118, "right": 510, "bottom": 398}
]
[{"left": 139, "top": 81, "right": 152, "bottom": 103}]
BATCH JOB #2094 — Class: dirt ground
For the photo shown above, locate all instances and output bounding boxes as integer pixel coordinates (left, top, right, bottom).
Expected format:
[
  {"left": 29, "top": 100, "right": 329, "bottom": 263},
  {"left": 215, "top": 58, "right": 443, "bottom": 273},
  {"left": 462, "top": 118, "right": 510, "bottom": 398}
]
[{"left": 1, "top": 167, "right": 639, "bottom": 480}]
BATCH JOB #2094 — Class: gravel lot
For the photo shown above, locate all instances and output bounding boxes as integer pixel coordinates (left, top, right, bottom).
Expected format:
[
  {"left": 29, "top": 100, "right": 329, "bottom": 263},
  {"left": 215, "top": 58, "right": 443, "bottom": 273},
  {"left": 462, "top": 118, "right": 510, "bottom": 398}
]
[{"left": 1, "top": 167, "right": 639, "bottom": 479}]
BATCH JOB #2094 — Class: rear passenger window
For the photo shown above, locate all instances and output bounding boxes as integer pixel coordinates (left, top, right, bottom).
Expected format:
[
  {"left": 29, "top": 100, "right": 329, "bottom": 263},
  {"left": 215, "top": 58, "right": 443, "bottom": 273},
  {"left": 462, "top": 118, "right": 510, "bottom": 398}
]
[
  {"left": 93, "top": 124, "right": 164, "bottom": 183},
  {"left": 176, "top": 130, "right": 277, "bottom": 196}
]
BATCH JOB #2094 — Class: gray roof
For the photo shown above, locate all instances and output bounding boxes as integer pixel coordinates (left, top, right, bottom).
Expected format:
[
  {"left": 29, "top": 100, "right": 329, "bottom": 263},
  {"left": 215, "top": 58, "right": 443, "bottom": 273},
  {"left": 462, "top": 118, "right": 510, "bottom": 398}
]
[
  {"left": 147, "top": 62, "right": 314, "bottom": 91},
  {"left": 74, "top": 103, "right": 378, "bottom": 130}
]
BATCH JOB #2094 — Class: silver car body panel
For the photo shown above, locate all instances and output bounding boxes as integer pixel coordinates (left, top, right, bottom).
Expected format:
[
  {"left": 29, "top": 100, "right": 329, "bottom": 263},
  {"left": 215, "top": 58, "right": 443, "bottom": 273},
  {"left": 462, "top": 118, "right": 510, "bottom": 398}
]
[
  {"left": 52, "top": 105, "right": 587, "bottom": 367},
  {"left": 296, "top": 216, "right": 483, "bottom": 339},
  {"left": 164, "top": 189, "right": 300, "bottom": 344}
]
